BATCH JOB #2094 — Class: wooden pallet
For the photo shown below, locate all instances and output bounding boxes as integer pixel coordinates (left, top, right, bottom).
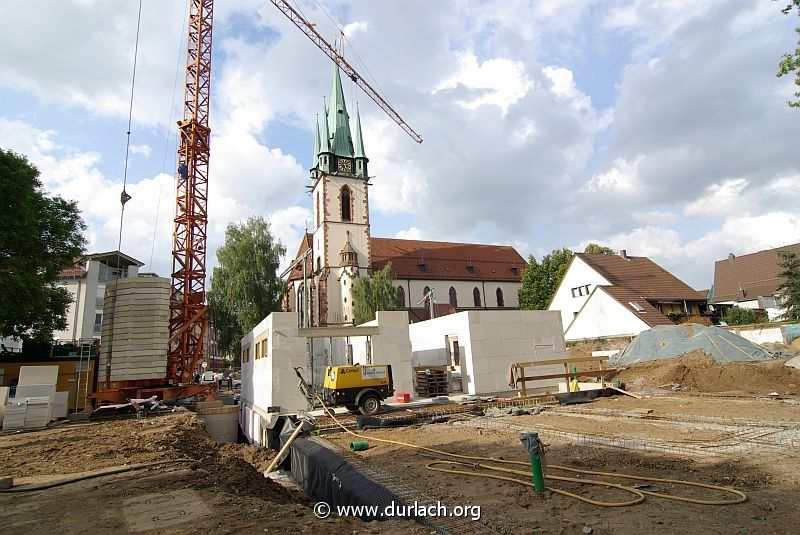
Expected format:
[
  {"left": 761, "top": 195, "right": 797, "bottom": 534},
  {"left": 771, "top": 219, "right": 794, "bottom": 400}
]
[{"left": 415, "top": 370, "right": 449, "bottom": 396}]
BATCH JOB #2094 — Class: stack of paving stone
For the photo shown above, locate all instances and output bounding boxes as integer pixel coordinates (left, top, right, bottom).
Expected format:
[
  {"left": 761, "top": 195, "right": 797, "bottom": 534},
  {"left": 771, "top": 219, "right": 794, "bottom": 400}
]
[{"left": 99, "top": 277, "right": 170, "bottom": 381}]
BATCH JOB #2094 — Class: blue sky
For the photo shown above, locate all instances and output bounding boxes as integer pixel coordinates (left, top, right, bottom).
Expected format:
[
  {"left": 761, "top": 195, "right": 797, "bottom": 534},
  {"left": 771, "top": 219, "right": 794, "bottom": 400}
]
[{"left": 1, "top": 0, "right": 799, "bottom": 290}]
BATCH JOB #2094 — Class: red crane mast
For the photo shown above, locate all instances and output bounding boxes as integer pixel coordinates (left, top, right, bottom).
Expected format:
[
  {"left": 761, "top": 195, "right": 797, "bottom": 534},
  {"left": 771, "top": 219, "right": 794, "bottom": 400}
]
[{"left": 169, "top": 0, "right": 214, "bottom": 384}]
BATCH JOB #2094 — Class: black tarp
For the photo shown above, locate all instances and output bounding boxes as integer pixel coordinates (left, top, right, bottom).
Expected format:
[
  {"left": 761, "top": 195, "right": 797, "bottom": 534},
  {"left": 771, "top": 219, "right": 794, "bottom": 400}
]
[{"left": 289, "top": 438, "right": 417, "bottom": 522}]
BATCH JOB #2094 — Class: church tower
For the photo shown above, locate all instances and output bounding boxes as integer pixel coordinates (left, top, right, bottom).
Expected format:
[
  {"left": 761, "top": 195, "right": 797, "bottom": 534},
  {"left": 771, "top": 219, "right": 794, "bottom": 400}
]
[{"left": 309, "top": 64, "right": 371, "bottom": 325}]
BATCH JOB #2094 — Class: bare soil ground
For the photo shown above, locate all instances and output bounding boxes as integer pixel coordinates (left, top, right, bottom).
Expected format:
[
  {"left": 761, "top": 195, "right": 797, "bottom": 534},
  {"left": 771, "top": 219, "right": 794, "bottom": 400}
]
[
  {"left": 0, "top": 411, "right": 424, "bottom": 534},
  {"left": 326, "top": 394, "right": 800, "bottom": 535},
  {"left": 614, "top": 351, "right": 800, "bottom": 395}
]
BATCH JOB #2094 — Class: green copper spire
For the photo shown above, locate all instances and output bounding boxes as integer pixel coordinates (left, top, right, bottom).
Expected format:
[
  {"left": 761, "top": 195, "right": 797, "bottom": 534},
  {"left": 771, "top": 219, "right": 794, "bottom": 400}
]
[
  {"left": 353, "top": 104, "right": 367, "bottom": 159},
  {"left": 319, "top": 101, "right": 331, "bottom": 154},
  {"left": 312, "top": 115, "right": 320, "bottom": 168},
  {"left": 327, "top": 64, "right": 354, "bottom": 158}
]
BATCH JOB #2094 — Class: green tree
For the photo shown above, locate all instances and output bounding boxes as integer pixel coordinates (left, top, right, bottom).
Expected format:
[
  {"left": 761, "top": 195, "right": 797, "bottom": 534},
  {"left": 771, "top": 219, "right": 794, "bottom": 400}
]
[
  {"left": 207, "top": 217, "right": 286, "bottom": 360},
  {"left": 724, "top": 306, "right": 758, "bottom": 326},
  {"left": 777, "top": 250, "right": 800, "bottom": 320},
  {"left": 0, "top": 149, "right": 86, "bottom": 341},
  {"left": 583, "top": 243, "right": 615, "bottom": 255},
  {"left": 777, "top": 0, "right": 800, "bottom": 107},
  {"left": 351, "top": 262, "right": 404, "bottom": 325},
  {"left": 518, "top": 248, "right": 574, "bottom": 310}
]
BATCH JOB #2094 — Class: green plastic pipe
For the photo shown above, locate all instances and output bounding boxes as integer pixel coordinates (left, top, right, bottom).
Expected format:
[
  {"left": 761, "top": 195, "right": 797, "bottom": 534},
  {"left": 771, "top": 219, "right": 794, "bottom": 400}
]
[
  {"left": 528, "top": 453, "right": 546, "bottom": 492},
  {"left": 520, "top": 432, "right": 546, "bottom": 492},
  {"left": 349, "top": 441, "right": 370, "bottom": 451}
]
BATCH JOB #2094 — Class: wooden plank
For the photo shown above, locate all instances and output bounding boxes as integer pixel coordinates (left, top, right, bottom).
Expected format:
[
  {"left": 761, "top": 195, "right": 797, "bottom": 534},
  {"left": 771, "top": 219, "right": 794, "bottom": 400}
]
[
  {"left": 516, "top": 369, "right": 619, "bottom": 383},
  {"left": 298, "top": 326, "right": 380, "bottom": 338},
  {"left": 515, "top": 356, "right": 610, "bottom": 367},
  {"left": 608, "top": 385, "right": 642, "bottom": 399},
  {"left": 266, "top": 421, "right": 307, "bottom": 473}
]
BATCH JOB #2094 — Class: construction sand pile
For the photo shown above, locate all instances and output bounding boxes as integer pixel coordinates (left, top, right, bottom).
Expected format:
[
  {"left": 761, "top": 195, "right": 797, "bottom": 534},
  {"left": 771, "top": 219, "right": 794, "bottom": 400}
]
[{"left": 614, "top": 350, "right": 800, "bottom": 395}]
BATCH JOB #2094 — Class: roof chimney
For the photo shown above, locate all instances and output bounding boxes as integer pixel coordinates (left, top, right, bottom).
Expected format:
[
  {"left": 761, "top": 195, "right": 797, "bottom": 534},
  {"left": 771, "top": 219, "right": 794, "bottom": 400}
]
[{"left": 619, "top": 249, "right": 628, "bottom": 260}]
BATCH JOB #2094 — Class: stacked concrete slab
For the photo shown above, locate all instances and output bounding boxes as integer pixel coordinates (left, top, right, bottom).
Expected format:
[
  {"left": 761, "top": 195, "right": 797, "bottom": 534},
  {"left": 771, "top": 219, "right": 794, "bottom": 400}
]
[
  {"left": 99, "top": 277, "right": 170, "bottom": 381},
  {"left": 2, "top": 366, "right": 61, "bottom": 431}
]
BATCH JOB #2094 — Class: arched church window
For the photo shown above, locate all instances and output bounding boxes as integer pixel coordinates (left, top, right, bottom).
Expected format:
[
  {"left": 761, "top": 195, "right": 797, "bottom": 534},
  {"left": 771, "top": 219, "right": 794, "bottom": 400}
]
[
  {"left": 473, "top": 287, "right": 481, "bottom": 307},
  {"left": 496, "top": 287, "right": 504, "bottom": 307},
  {"left": 316, "top": 192, "right": 320, "bottom": 226},
  {"left": 317, "top": 257, "right": 321, "bottom": 272},
  {"left": 396, "top": 286, "right": 406, "bottom": 307},
  {"left": 423, "top": 286, "right": 430, "bottom": 298},
  {"left": 340, "top": 186, "right": 352, "bottom": 221},
  {"left": 449, "top": 287, "right": 457, "bottom": 307}
]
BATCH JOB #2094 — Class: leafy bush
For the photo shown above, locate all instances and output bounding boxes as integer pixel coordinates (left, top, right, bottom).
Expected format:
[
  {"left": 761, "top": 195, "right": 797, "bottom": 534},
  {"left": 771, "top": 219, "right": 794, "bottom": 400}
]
[{"left": 723, "top": 306, "right": 758, "bottom": 326}]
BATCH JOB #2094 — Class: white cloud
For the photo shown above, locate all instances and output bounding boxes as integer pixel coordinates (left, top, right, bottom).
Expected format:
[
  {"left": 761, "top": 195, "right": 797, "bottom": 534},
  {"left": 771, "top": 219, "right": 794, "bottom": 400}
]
[
  {"left": 631, "top": 210, "right": 679, "bottom": 226},
  {"left": 343, "top": 21, "right": 368, "bottom": 38},
  {"left": 130, "top": 144, "right": 151, "bottom": 157},
  {"left": 585, "top": 157, "right": 641, "bottom": 193},
  {"left": 434, "top": 52, "right": 533, "bottom": 115},
  {"left": 542, "top": 66, "right": 592, "bottom": 112},
  {"left": 394, "top": 227, "right": 423, "bottom": 240},
  {"left": 683, "top": 178, "right": 748, "bottom": 217}
]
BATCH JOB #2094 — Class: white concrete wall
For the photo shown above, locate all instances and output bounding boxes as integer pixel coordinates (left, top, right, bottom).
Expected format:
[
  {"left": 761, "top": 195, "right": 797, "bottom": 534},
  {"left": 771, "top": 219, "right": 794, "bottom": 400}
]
[
  {"left": 240, "top": 312, "right": 309, "bottom": 444},
  {"left": 466, "top": 310, "right": 566, "bottom": 394},
  {"left": 548, "top": 256, "right": 610, "bottom": 331},
  {"left": 726, "top": 325, "right": 784, "bottom": 344},
  {"left": 408, "top": 312, "right": 472, "bottom": 369},
  {"left": 408, "top": 310, "right": 567, "bottom": 395},
  {"left": 369, "top": 311, "right": 414, "bottom": 400},
  {"left": 564, "top": 288, "right": 650, "bottom": 342}
]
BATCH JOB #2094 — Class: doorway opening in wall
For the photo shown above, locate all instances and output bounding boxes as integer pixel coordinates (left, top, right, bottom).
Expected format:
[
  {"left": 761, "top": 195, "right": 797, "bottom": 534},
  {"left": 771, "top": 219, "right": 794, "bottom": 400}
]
[{"left": 444, "top": 335, "right": 463, "bottom": 393}]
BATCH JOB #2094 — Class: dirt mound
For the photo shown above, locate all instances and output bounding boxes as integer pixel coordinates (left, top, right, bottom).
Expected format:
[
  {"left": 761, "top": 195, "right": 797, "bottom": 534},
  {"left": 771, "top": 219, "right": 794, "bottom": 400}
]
[
  {"left": 155, "top": 412, "right": 297, "bottom": 503},
  {"left": 614, "top": 350, "right": 800, "bottom": 395},
  {"left": 0, "top": 410, "right": 295, "bottom": 505}
]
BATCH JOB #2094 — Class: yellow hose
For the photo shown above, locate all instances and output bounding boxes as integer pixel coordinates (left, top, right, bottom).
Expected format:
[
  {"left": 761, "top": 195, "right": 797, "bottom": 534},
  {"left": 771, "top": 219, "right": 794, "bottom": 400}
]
[{"left": 315, "top": 395, "right": 747, "bottom": 507}]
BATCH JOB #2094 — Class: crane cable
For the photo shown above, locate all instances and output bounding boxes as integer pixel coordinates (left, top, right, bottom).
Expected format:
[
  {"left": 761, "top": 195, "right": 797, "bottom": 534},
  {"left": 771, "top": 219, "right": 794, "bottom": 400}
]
[{"left": 314, "top": 394, "right": 747, "bottom": 507}]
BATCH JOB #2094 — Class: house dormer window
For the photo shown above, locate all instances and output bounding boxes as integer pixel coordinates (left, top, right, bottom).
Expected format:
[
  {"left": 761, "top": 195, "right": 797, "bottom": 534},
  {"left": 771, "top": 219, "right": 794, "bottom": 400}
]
[
  {"left": 511, "top": 267, "right": 518, "bottom": 275},
  {"left": 628, "top": 301, "right": 645, "bottom": 313},
  {"left": 418, "top": 260, "right": 426, "bottom": 272}
]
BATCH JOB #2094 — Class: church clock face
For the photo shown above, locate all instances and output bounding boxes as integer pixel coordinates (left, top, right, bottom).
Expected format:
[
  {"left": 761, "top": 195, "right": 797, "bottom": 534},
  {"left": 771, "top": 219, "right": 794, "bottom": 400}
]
[{"left": 337, "top": 158, "right": 353, "bottom": 173}]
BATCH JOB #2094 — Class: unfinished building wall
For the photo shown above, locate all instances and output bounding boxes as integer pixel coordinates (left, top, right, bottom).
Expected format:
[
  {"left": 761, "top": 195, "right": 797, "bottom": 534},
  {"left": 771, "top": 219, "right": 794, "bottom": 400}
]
[
  {"left": 240, "top": 312, "right": 308, "bottom": 444},
  {"left": 409, "top": 310, "right": 567, "bottom": 396},
  {"left": 466, "top": 310, "right": 566, "bottom": 394}
]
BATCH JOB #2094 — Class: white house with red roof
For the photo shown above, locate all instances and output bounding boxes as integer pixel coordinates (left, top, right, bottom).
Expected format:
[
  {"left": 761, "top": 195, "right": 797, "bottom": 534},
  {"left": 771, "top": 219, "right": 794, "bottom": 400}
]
[{"left": 548, "top": 251, "right": 707, "bottom": 342}]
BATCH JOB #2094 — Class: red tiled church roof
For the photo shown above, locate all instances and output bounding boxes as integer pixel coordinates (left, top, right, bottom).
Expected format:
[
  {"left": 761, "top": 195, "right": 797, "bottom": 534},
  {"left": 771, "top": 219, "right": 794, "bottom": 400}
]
[
  {"left": 371, "top": 237, "right": 525, "bottom": 282},
  {"left": 289, "top": 235, "right": 526, "bottom": 283}
]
